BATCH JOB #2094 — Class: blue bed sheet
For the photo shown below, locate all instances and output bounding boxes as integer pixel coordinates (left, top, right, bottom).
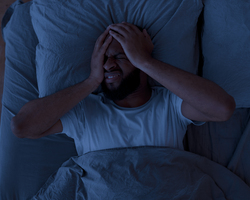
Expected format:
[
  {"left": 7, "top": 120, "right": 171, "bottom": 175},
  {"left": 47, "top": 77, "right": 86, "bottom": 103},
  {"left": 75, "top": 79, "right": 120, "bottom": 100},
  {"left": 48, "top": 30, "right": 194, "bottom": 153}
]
[
  {"left": 0, "top": 1, "right": 77, "bottom": 199},
  {"left": 32, "top": 147, "right": 250, "bottom": 200},
  {"left": 186, "top": 108, "right": 250, "bottom": 186}
]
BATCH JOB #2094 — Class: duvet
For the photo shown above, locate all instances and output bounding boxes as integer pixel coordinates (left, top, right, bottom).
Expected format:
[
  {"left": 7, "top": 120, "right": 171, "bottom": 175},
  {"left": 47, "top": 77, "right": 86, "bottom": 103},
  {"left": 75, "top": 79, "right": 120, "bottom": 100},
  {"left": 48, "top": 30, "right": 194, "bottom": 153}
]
[{"left": 32, "top": 147, "right": 250, "bottom": 200}]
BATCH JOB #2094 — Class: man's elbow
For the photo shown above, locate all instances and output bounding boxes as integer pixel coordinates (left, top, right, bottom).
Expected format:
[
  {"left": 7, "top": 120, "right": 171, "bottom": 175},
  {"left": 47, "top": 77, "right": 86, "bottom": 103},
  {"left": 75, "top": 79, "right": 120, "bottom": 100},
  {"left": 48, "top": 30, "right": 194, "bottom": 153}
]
[
  {"left": 11, "top": 117, "right": 26, "bottom": 138},
  {"left": 219, "top": 96, "right": 236, "bottom": 122},
  {"left": 11, "top": 116, "right": 36, "bottom": 139}
]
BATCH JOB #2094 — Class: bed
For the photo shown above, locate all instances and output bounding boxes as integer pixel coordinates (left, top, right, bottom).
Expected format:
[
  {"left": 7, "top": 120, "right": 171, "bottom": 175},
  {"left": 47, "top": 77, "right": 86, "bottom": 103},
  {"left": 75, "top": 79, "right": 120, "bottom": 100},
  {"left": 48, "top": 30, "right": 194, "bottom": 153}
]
[{"left": 0, "top": 0, "right": 250, "bottom": 199}]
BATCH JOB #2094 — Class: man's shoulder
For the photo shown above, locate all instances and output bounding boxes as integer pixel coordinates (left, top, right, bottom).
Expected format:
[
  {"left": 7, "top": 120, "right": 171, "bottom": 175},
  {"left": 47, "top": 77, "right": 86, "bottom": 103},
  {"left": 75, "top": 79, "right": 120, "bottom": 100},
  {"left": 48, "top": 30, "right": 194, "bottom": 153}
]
[
  {"left": 151, "top": 86, "right": 167, "bottom": 92},
  {"left": 84, "top": 93, "right": 105, "bottom": 104},
  {"left": 151, "top": 86, "right": 180, "bottom": 106},
  {"left": 151, "top": 86, "right": 171, "bottom": 97}
]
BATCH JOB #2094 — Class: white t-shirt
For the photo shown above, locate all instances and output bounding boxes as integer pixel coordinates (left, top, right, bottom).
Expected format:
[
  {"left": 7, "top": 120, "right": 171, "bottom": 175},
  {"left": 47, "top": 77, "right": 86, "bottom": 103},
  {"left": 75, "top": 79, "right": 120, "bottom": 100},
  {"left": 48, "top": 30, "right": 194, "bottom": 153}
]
[{"left": 60, "top": 86, "right": 204, "bottom": 155}]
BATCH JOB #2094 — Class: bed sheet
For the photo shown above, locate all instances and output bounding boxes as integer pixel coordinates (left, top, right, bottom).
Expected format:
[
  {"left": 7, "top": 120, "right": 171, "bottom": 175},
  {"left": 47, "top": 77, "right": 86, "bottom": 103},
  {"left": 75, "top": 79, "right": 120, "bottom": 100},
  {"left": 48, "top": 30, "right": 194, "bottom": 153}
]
[
  {"left": 0, "top": 1, "right": 77, "bottom": 199},
  {"left": 202, "top": 0, "right": 250, "bottom": 108},
  {"left": 185, "top": 108, "right": 250, "bottom": 186},
  {"left": 32, "top": 147, "right": 250, "bottom": 200}
]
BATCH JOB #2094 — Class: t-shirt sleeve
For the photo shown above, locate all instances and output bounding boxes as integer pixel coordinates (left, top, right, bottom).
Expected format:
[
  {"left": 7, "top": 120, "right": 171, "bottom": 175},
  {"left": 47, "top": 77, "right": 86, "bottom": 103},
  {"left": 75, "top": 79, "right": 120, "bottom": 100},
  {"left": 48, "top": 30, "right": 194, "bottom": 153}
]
[
  {"left": 60, "top": 100, "right": 85, "bottom": 138},
  {"left": 170, "top": 92, "right": 205, "bottom": 127}
]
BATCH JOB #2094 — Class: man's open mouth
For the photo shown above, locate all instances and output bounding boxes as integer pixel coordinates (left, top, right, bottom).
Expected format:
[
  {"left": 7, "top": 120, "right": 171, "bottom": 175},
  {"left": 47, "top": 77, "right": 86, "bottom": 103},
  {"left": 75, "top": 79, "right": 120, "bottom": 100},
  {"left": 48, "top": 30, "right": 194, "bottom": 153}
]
[{"left": 105, "top": 71, "right": 122, "bottom": 83}]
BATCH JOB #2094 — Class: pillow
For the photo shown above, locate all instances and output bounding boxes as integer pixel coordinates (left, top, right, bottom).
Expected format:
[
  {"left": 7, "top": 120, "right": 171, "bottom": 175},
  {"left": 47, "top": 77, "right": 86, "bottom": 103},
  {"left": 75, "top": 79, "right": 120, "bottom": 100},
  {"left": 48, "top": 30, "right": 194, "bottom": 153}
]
[
  {"left": 30, "top": 0, "right": 203, "bottom": 97},
  {"left": 0, "top": 1, "right": 77, "bottom": 199},
  {"left": 202, "top": 0, "right": 250, "bottom": 108}
]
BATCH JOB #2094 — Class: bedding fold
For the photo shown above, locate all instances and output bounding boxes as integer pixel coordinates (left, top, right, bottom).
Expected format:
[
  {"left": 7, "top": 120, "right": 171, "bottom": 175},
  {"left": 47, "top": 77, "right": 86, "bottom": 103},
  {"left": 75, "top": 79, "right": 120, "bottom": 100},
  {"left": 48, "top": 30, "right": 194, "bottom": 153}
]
[{"left": 32, "top": 147, "right": 250, "bottom": 200}]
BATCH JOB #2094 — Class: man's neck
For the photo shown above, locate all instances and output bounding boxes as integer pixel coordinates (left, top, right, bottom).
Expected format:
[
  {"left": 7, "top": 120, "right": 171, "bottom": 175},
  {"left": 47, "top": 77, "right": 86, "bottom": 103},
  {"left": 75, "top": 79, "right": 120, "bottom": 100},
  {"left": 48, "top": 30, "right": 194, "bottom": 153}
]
[{"left": 114, "top": 86, "right": 152, "bottom": 108}]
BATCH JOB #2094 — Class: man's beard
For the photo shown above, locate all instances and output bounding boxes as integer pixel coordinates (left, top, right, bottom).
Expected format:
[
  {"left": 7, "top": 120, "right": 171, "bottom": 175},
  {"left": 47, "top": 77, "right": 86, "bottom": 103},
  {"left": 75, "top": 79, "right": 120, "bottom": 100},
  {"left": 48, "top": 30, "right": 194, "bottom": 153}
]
[{"left": 101, "top": 68, "right": 141, "bottom": 101}]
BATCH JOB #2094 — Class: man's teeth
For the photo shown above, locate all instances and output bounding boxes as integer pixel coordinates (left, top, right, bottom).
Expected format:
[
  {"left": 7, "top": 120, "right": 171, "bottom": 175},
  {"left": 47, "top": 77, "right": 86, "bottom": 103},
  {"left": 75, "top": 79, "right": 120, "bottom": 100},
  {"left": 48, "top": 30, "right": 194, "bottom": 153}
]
[{"left": 108, "top": 75, "right": 120, "bottom": 79}]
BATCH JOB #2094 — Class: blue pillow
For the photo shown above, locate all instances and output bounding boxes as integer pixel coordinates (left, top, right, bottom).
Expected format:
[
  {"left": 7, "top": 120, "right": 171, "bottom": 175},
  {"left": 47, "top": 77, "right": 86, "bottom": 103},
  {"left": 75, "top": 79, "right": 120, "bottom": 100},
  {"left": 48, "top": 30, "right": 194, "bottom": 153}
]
[
  {"left": 30, "top": 0, "right": 203, "bottom": 97},
  {"left": 202, "top": 0, "right": 250, "bottom": 108},
  {"left": 0, "top": 1, "right": 77, "bottom": 199}
]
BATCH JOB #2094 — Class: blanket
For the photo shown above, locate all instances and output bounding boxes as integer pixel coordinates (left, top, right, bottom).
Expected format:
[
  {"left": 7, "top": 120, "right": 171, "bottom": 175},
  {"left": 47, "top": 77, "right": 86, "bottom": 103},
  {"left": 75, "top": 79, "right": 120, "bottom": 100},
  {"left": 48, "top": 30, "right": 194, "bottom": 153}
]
[{"left": 32, "top": 147, "right": 250, "bottom": 200}]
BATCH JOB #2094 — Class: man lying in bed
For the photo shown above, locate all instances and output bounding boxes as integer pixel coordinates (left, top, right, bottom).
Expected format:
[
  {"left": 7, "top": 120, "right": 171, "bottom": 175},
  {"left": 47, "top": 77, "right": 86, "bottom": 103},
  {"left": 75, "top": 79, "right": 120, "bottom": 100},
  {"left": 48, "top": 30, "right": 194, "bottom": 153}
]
[{"left": 11, "top": 22, "right": 236, "bottom": 155}]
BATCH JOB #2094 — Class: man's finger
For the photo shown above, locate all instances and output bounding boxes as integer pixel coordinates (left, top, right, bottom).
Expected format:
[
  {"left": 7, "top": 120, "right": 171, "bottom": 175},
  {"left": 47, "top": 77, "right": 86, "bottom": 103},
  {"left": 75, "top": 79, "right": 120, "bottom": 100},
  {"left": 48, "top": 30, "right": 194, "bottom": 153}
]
[
  {"left": 109, "top": 24, "right": 131, "bottom": 36},
  {"left": 109, "top": 30, "right": 124, "bottom": 44},
  {"left": 100, "top": 35, "right": 113, "bottom": 53},
  {"left": 121, "top": 22, "right": 140, "bottom": 34},
  {"left": 143, "top": 29, "right": 150, "bottom": 38},
  {"left": 96, "top": 28, "right": 111, "bottom": 47}
]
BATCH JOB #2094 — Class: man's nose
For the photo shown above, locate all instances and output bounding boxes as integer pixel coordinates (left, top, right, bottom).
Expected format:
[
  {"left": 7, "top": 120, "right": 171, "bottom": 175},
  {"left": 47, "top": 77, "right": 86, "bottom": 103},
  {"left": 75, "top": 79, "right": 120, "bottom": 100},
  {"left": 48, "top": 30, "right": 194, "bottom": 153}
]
[{"left": 103, "top": 57, "right": 117, "bottom": 72}]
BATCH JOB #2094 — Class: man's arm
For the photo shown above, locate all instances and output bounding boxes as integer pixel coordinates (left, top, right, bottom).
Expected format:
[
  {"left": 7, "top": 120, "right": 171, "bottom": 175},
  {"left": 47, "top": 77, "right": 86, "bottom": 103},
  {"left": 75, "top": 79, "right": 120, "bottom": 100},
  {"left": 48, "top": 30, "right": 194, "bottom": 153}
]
[
  {"left": 11, "top": 78, "right": 99, "bottom": 139},
  {"left": 11, "top": 27, "right": 113, "bottom": 139},
  {"left": 141, "top": 58, "right": 236, "bottom": 122},
  {"left": 108, "top": 22, "right": 236, "bottom": 121}
]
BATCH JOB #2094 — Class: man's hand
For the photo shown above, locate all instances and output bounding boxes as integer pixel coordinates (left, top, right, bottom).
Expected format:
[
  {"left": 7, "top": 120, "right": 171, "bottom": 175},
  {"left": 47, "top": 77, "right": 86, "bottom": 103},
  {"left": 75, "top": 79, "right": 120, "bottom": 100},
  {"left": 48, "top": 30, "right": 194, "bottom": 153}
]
[
  {"left": 108, "top": 22, "right": 154, "bottom": 69},
  {"left": 89, "top": 27, "right": 113, "bottom": 85}
]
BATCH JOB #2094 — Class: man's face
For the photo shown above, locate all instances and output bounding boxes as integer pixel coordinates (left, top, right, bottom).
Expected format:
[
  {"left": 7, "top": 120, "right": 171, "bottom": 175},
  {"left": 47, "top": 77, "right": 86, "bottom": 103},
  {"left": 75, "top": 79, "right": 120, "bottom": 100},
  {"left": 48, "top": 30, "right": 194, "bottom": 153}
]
[{"left": 101, "top": 36, "right": 141, "bottom": 101}]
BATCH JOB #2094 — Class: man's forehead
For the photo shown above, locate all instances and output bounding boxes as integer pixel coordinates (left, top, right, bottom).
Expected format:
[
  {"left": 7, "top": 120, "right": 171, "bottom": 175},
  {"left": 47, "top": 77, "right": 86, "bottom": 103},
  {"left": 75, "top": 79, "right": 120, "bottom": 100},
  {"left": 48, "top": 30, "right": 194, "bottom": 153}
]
[{"left": 105, "top": 39, "right": 125, "bottom": 57}]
